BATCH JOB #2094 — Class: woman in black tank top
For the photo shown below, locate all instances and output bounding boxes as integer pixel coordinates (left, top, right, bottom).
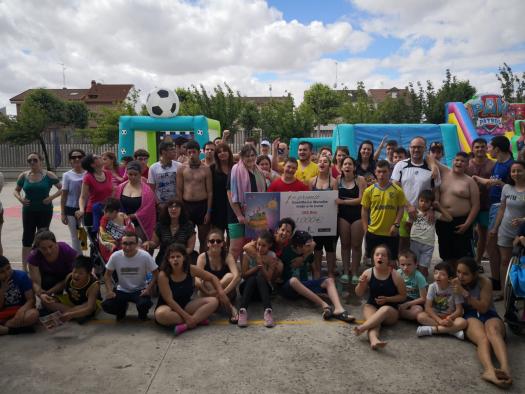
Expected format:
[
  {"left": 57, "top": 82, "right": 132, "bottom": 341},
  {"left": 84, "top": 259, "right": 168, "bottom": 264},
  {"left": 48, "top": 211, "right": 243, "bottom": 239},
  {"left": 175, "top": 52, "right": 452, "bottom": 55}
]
[
  {"left": 336, "top": 156, "right": 367, "bottom": 285},
  {"left": 309, "top": 156, "right": 338, "bottom": 278},
  {"left": 155, "top": 244, "right": 236, "bottom": 336},
  {"left": 353, "top": 245, "right": 407, "bottom": 350}
]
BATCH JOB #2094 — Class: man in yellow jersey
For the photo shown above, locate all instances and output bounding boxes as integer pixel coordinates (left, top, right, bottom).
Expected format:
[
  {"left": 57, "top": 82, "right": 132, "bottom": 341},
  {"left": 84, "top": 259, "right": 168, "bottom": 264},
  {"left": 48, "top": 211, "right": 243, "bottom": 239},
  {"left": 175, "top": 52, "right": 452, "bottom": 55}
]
[
  {"left": 295, "top": 141, "right": 319, "bottom": 185},
  {"left": 361, "top": 160, "right": 406, "bottom": 260}
]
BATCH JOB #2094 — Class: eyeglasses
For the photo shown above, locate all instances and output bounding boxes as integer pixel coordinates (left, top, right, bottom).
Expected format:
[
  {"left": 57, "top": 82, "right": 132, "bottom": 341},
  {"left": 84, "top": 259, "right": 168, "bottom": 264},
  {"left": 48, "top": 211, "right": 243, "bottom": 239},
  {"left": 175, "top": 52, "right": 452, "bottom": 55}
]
[
  {"left": 122, "top": 241, "right": 137, "bottom": 246},
  {"left": 70, "top": 155, "right": 84, "bottom": 160},
  {"left": 409, "top": 146, "right": 425, "bottom": 150},
  {"left": 208, "top": 239, "right": 223, "bottom": 244},
  {"left": 27, "top": 158, "right": 39, "bottom": 163}
]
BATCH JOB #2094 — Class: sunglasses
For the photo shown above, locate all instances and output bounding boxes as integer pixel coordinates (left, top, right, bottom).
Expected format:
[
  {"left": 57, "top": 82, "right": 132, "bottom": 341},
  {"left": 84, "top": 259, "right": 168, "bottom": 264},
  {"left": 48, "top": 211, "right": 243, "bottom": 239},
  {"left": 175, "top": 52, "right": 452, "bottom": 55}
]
[
  {"left": 208, "top": 239, "right": 223, "bottom": 244},
  {"left": 27, "top": 158, "right": 39, "bottom": 163}
]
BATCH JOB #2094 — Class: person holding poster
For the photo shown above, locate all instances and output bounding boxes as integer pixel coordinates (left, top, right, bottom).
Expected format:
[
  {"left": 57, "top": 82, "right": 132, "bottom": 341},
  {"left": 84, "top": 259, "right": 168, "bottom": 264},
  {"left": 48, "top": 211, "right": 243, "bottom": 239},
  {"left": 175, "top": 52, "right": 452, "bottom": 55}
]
[
  {"left": 268, "top": 158, "right": 309, "bottom": 192},
  {"left": 310, "top": 155, "right": 338, "bottom": 278}
]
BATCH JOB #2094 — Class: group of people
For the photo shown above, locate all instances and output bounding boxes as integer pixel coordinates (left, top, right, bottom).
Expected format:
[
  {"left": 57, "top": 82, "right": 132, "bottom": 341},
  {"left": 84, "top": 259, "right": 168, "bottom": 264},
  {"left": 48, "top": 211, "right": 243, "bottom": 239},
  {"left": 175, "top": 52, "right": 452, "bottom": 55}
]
[{"left": 1, "top": 131, "right": 523, "bottom": 389}]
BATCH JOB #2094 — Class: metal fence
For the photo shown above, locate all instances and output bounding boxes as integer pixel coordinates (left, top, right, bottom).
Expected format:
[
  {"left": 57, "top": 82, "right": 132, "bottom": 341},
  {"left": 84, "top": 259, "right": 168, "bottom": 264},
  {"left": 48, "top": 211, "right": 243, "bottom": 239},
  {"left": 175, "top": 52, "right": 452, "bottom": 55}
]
[{"left": 0, "top": 142, "right": 118, "bottom": 169}]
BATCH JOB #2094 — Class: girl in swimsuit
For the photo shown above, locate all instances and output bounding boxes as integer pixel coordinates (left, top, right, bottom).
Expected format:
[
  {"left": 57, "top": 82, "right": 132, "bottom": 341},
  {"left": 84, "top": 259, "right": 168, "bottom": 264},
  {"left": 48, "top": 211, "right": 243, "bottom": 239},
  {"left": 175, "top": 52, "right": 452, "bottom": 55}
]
[
  {"left": 354, "top": 244, "right": 407, "bottom": 350},
  {"left": 155, "top": 243, "right": 230, "bottom": 336}
]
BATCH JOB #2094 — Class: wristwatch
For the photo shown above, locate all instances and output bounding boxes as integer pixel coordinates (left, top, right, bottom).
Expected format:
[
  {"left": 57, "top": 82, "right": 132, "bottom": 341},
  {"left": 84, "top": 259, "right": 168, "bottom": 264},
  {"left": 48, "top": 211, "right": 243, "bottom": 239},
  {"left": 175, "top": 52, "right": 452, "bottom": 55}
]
[{"left": 394, "top": 223, "right": 400, "bottom": 228}]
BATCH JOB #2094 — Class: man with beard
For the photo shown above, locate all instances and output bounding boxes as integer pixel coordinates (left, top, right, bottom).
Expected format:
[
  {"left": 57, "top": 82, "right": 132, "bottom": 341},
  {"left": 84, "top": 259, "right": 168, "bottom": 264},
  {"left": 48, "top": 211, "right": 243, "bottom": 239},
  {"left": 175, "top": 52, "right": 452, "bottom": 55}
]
[
  {"left": 295, "top": 141, "right": 319, "bottom": 185},
  {"left": 435, "top": 152, "right": 480, "bottom": 269},
  {"left": 176, "top": 140, "right": 213, "bottom": 253}
]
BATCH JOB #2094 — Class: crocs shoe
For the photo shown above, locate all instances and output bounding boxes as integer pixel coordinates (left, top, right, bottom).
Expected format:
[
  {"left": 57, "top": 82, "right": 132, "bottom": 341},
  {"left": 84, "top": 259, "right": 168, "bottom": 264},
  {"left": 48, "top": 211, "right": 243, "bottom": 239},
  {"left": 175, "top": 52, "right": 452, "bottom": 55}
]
[
  {"left": 264, "top": 308, "right": 275, "bottom": 328},
  {"left": 339, "top": 274, "right": 350, "bottom": 284},
  {"left": 238, "top": 308, "right": 248, "bottom": 327},
  {"left": 174, "top": 323, "right": 188, "bottom": 336},
  {"left": 351, "top": 275, "right": 360, "bottom": 285}
]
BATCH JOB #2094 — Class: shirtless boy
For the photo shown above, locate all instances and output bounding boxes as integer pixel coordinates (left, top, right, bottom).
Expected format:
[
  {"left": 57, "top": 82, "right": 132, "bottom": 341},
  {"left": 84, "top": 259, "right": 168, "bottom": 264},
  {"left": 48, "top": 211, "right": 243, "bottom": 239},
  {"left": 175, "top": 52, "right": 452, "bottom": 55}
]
[
  {"left": 435, "top": 152, "right": 480, "bottom": 268},
  {"left": 176, "top": 140, "right": 213, "bottom": 253}
]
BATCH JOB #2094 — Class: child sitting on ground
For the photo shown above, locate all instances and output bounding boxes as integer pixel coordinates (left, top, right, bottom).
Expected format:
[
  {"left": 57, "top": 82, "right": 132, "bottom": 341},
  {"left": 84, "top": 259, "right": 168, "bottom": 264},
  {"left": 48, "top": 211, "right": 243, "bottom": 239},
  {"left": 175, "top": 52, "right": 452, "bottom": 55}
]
[
  {"left": 0, "top": 256, "right": 39, "bottom": 335},
  {"left": 406, "top": 190, "right": 452, "bottom": 277},
  {"left": 416, "top": 261, "right": 467, "bottom": 339},
  {"left": 397, "top": 249, "right": 427, "bottom": 320},
  {"left": 40, "top": 256, "right": 101, "bottom": 323},
  {"left": 238, "top": 231, "right": 280, "bottom": 328},
  {"left": 98, "top": 198, "right": 134, "bottom": 262},
  {"left": 280, "top": 230, "right": 354, "bottom": 323}
]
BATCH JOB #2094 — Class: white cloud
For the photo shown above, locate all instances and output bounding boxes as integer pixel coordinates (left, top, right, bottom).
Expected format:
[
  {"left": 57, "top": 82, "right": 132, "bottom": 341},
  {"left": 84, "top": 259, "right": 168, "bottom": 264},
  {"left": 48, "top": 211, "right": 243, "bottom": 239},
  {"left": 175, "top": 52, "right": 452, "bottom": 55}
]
[{"left": 0, "top": 0, "right": 522, "bottom": 115}]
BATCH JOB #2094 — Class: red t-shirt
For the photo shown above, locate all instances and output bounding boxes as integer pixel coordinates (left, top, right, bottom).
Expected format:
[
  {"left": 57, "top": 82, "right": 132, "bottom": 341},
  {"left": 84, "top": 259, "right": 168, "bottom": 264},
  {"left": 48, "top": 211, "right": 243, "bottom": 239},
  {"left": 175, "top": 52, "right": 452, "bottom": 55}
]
[
  {"left": 83, "top": 170, "right": 113, "bottom": 212},
  {"left": 268, "top": 177, "right": 309, "bottom": 192}
]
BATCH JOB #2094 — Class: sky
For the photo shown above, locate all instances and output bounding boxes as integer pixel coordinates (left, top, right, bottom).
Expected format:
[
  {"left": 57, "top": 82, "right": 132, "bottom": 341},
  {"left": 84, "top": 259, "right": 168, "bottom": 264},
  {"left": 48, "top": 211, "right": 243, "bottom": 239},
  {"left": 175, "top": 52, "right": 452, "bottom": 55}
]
[{"left": 1, "top": 0, "right": 524, "bottom": 114}]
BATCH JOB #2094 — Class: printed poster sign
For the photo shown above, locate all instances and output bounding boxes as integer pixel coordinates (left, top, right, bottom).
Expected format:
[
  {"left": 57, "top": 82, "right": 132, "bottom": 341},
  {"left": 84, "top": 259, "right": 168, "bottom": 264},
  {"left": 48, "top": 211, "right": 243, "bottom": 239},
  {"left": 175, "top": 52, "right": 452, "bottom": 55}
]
[{"left": 245, "top": 191, "right": 338, "bottom": 239}]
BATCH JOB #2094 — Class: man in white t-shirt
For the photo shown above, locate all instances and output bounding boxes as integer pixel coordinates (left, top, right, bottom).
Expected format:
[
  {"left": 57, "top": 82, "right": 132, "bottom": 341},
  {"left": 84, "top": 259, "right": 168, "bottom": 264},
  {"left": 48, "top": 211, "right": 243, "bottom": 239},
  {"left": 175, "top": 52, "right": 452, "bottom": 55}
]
[
  {"left": 148, "top": 141, "right": 181, "bottom": 209},
  {"left": 391, "top": 136, "right": 440, "bottom": 250},
  {"left": 102, "top": 232, "right": 158, "bottom": 321}
]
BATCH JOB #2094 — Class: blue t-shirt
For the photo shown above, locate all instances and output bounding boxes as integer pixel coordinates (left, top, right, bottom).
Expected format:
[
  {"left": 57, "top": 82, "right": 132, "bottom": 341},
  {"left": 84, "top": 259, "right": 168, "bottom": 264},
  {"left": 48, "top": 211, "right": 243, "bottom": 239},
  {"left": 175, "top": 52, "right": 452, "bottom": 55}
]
[
  {"left": 489, "top": 158, "right": 513, "bottom": 205},
  {"left": 2, "top": 270, "right": 32, "bottom": 307},
  {"left": 397, "top": 269, "right": 427, "bottom": 300}
]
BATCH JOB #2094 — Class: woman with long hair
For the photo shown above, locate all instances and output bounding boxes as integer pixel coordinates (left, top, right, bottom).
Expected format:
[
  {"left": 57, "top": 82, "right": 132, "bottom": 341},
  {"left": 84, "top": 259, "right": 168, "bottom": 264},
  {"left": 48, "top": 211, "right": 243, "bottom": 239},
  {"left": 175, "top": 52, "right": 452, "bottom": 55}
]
[
  {"left": 356, "top": 140, "right": 377, "bottom": 186},
  {"left": 332, "top": 146, "right": 349, "bottom": 179},
  {"left": 102, "top": 151, "right": 124, "bottom": 187},
  {"left": 14, "top": 152, "right": 62, "bottom": 270},
  {"left": 142, "top": 199, "right": 196, "bottom": 265},
  {"left": 209, "top": 143, "right": 234, "bottom": 232},
  {"left": 115, "top": 161, "right": 156, "bottom": 242},
  {"left": 336, "top": 156, "right": 366, "bottom": 284},
  {"left": 227, "top": 145, "right": 267, "bottom": 261}
]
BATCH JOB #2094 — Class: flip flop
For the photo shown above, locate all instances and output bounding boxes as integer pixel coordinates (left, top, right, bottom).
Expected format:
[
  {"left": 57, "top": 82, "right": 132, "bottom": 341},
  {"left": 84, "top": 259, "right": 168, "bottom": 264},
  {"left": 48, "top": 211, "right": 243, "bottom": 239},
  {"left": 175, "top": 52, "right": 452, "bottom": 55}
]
[{"left": 333, "top": 310, "right": 356, "bottom": 323}]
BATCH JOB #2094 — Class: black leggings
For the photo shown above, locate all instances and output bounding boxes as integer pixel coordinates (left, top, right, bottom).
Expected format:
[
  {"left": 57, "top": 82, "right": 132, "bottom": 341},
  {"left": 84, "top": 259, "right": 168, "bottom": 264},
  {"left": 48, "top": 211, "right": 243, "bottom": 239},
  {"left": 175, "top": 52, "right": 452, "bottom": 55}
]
[
  {"left": 22, "top": 210, "right": 53, "bottom": 247},
  {"left": 239, "top": 272, "right": 272, "bottom": 310},
  {"left": 102, "top": 290, "right": 153, "bottom": 319}
]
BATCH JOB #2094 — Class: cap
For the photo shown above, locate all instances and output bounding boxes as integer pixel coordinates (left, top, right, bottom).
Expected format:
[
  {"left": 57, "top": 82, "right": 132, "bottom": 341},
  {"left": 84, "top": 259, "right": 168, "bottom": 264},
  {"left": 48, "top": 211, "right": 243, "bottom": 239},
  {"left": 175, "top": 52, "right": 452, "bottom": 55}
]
[{"left": 261, "top": 140, "right": 270, "bottom": 146}]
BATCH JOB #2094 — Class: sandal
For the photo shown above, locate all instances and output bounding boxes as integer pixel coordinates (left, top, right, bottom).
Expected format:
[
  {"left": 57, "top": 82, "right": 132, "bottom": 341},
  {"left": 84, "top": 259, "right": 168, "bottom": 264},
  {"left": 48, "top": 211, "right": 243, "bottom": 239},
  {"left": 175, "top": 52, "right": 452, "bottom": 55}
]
[
  {"left": 229, "top": 314, "right": 239, "bottom": 325},
  {"left": 322, "top": 306, "right": 334, "bottom": 320},
  {"left": 333, "top": 310, "right": 355, "bottom": 323}
]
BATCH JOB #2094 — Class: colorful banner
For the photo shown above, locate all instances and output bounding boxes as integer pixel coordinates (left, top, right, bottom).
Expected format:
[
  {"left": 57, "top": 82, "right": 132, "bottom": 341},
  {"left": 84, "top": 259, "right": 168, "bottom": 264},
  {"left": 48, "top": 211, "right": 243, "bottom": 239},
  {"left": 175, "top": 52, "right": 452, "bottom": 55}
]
[{"left": 245, "top": 191, "right": 338, "bottom": 239}]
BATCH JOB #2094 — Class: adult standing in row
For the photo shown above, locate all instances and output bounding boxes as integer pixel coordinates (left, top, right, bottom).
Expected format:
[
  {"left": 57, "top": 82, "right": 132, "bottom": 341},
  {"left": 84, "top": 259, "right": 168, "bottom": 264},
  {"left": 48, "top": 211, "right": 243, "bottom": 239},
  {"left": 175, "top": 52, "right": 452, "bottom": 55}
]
[
  {"left": 295, "top": 141, "right": 319, "bottom": 185},
  {"left": 392, "top": 136, "right": 439, "bottom": 252},
  {"left": 148, "top": 141, "right": 181, "bottom": 211},
  {"left": 177, "top": 140, "right": 213, "bottom": 253},
  {"left": 228, "top": 145, "right": 267, "bottom": 261},
  {"left": 356, "top": 140, "right": 376, "bottom": 186},
  {"left": 436, "top": 152, "right": 479, "bottom": 269},
  {"left": 77, "top": 154, "right": 113, "bottom": 236},
  {"left": 61, "top": 149, "right": 86, "bottom": 253},
  {"left": 14, "top": 152, "right": 62, "bottom": 271},
  {"left": 210, "top": 143, "right": 234, "bottom": 233},
  {"left": 471, "top": 136, "right": 514, "bottom": 291},
  {"left": 336, "top": 156, "right": 366, "bottom": 284},
  {"left": 116, "top": 161, "right": 156, "bottom": 243},
  {"left": 102, "top": 152, "right": 124, "bottom": 188},
  {"left": 465, "top": 139, "right": 494, "bottom": 270}
]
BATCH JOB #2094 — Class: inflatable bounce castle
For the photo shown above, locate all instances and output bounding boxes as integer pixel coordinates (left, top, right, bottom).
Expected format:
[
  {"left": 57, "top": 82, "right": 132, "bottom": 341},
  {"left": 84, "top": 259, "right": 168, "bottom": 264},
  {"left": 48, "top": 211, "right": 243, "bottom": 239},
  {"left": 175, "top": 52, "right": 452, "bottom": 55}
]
[
  {"left": 289, "top": 94, "right": 524, "bottom": 166},
  {"left": 118, "top": 88, "right": 221, "bottom": 164}
]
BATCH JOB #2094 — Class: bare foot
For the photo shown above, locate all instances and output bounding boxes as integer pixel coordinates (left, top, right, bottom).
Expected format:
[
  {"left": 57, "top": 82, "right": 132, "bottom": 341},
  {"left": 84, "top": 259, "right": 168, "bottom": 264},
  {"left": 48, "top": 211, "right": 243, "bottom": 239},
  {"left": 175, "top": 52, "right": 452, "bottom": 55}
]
[
  {"left": 494, "top": 369, "right": 513, "bottom": 386},
  {"left": 481, "top": 370, "right": 510, "bottom": 388},
  {"left": 370, "top": 340, "right": 387, "bottom": 350},
  {"left": 353, "top": 325, "right": 365, "bottom": 336}
]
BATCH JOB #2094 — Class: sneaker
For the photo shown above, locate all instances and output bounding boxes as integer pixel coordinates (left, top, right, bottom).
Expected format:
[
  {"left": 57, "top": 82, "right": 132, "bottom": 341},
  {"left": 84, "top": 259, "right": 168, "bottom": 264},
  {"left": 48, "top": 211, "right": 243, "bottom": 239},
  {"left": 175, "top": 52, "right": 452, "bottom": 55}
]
[
  {"left": 198, "top": 319, "right": 210, "bottom": 326},
  {"left": 351, "top": 275, "right": 360, "bottom": 286},
  {"left": 416, "top": 326, "right": 433, "bottom": 337},
  {"left": 174, "top": 323, "right": 188, "bottom": 336},
  {"left": 452, "top": 330, "right": 465, "bottom": 340},
  {"left": 339, "top": 274, "right": 350, "bottom": 284},
  {"left": 238, "top": 308, "right": 248, "bottom": 327},
  {"left": 263, "top": 308, "right": 275, "bottom": 328}
]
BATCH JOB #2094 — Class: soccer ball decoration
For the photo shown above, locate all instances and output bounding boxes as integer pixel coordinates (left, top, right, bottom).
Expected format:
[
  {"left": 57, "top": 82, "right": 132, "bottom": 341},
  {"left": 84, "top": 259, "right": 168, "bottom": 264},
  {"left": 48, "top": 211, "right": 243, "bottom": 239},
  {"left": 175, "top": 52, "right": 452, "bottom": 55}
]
[{"left": 146, "top": 88, "right": 180, "bottom": 118}]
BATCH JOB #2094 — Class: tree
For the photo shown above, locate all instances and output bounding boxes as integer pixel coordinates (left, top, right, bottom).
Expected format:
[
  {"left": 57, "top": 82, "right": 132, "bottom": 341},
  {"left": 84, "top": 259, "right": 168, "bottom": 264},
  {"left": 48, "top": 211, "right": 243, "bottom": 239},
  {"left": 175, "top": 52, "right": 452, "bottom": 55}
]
[
  {"left": 302, "top": 83, "right": 341, "bottom": 131},
  {"left": 0, "top": 89, "right": 88, "bottom": 169},
  {"left": 375, "top": 95, "right": 411, "bottom": 123},
  {"left": 259, "top": 96, "right": 313, "bottom": 142},
  {"left": 497, "top": 63, "right": 525, "bottom": 103},
  {"left": 340, "top": 81, "right": 378, "bottom": 123},
  {"left": 238, "top": 100, "right": 260, "bottom": 136}
]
